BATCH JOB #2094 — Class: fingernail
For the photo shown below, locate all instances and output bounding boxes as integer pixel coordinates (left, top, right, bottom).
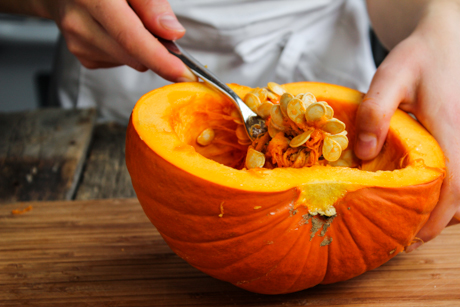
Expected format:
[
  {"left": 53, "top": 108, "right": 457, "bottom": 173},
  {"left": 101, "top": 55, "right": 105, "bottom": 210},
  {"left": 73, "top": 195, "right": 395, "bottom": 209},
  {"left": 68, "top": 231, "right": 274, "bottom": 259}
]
[
  {"left": 356, "top": 132, "right": 377, "bottom": 159},
  {"left": 159, "top": 15, "right": 185, "bottom": 32},
  {"left": 177, "top": 68, "right": 197, "bottom": 83}
]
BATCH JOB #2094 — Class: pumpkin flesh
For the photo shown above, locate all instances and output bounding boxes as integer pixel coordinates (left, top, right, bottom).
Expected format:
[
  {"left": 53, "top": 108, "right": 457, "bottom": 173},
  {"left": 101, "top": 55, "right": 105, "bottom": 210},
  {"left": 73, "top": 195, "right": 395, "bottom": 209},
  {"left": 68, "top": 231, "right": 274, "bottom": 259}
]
[{"left": 126, "top": 82, "right": 445, "bottom": 294}]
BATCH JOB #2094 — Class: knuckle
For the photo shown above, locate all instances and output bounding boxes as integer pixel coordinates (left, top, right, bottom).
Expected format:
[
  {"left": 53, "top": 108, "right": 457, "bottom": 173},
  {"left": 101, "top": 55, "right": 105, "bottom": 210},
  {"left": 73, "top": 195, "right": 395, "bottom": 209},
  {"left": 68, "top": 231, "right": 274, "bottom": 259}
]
[
  {"left": 114, "top": 29, "right": 136, "bottom": 54},
  {"left": 132, "top": 63, "right": 148, "bottom": 72},
  {"left": 360, "top": 97, "right": 385, "bottom": 119},
  {"left": 60, "top": 12, "right": 81, "bottom": 35},
  {"left": 65, "top": 39, "right": 82, "bottom": 57}
]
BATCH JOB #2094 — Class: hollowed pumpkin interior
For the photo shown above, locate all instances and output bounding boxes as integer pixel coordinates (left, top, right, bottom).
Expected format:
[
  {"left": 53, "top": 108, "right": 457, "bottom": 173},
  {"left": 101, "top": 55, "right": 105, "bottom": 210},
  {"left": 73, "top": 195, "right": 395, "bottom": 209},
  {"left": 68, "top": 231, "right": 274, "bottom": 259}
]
[
  {"left": 168, "top": 84, "right": 407, "bottom": 172},
  {"left": 133, "top": 82, "right": 444, "bottom": 215}
]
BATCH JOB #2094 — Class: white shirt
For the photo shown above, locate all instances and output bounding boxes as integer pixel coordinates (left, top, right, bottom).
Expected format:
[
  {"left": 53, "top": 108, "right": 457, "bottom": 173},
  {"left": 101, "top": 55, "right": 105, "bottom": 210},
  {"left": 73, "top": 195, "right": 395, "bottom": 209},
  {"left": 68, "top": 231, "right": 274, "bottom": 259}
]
[{"left": 54, "top": 0, "right": 375, "bottom": 124}]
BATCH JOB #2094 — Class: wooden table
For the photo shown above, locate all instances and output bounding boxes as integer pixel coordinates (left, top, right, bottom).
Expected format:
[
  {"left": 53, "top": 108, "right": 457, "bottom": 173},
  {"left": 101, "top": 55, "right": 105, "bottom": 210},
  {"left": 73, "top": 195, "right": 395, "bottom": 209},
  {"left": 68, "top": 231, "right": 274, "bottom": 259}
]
[
  {"left": 1, "top": 108, "right": 460, "bottom": 306},
  {"left": 0, "top": 108, "right": 135, "bottom": 203}
]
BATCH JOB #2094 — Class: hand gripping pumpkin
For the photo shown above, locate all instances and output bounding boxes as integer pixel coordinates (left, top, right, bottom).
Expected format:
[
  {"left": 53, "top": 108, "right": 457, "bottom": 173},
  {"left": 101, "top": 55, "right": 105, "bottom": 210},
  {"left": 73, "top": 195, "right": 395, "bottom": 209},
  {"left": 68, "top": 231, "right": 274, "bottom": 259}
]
[{"left": 126, "top": 82, "right": 445, "bottom": 294}]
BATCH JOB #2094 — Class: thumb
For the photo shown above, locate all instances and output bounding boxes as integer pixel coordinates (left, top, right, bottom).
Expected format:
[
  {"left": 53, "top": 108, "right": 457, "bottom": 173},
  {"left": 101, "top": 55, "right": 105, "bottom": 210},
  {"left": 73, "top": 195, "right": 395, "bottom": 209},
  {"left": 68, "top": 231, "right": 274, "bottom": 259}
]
[
  {"left": 130, "top": 0, "right": 185, "bottom": 41},
  {"left": 354, "top": 60, "right": 414, "bottom": 160}
]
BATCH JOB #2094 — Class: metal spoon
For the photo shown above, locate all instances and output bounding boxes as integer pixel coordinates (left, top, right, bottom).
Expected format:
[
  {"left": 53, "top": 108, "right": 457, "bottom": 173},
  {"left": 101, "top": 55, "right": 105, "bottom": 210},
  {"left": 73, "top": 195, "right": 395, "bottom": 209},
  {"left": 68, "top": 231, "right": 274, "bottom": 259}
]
[{"left": 157, "top": 38, "right": 266, "bottom": 140}]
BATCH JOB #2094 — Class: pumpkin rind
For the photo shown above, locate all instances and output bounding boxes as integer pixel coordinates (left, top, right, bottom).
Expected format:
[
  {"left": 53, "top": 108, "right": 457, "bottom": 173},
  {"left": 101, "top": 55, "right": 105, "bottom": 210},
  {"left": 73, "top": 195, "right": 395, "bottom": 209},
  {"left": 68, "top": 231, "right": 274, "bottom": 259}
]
[{"left": 126, "top": 82, "right": 445, "bottom": 294}]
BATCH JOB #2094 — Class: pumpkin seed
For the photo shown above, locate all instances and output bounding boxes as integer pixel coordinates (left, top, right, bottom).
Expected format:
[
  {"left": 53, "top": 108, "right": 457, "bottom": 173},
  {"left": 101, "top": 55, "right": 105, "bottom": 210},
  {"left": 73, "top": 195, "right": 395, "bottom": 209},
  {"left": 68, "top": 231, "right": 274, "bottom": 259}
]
[
  {"left": 268, "top": 121, "right": 281, "bottom": 138},
  {"left": 327, "top": 134, "right": 348, "bottom": 150},
  {"left": 289, "top": 129, "right": 313, "bottom": 148},
  {"left": 236, "top": 124, "right": 250, "bottom": 142},
  {"left": 322, "top": 137, "right": 342, "bottom": 162},
  {"left": 329, "top": 159, "right": 350, "bottom": 167},
  {"left": 321, "top": 118, "right": 345, "bottom": 134},
  {"left": 302, "top": 92, "right": 317, "bottom": 105},
  {"left": 287, "top": 98, "right": 307, "bottom": 125},
  {"left": 197, "top": 128, "right": 215, "bottom": 146},
  {"left": 230, "top": 108, "right": 243, "bottom": 124},
  {"left": 244, "top": 93, "right": 261, "bottom": 113},
  {"left": 270, "top": 105, "right": 286, "bottom": 130},
  {"left": 246, "top": 147, "right": 265, "bottom": 169},
  {"left": 267, "top": 82, "right": 286, "bottom": 96},
  {"left": 325, "top": 105, "right": 334, "bottom": 119},
  {"left": 280, "top": 93, "right": 293, "bottom": 118},
  {"left": 267, "top": 91, "right": 279, "bottom": 101},
  {"left": 256, "top": 101, "right": 274, "bottom": 119},
  {"left": 305, "top": 102, "right": 326, "bottom": 123},
  {"left": 329, "top": 149, "right": 354, "bottom": 167},
  {"left": 295, "top": 93, "right": 304, "bottom": 100},
  {"left": 252, "top": 88, "right": 268, "bottom": 102}
]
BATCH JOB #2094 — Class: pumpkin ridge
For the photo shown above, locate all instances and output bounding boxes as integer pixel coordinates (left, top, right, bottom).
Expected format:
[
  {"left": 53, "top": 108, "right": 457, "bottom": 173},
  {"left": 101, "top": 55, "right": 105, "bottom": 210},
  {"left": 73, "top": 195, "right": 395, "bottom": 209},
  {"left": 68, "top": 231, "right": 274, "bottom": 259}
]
[
  {"left": 346, "top": 201, "right": 404, "bottom": 249},
  {"left": 159, "top": 202, "right": 292, "bottom": 245},
  {"left": 235, "top": 214, "right": 330, "bottom": 294},
  {"left": 158, "top": 204, "right": 303, "bottom": 274},
  {"left": 232, "top": 224, "right": 308, "bottom": 289},
  {"left": 220, "top": 208, "right": 303, "bottom": 262},
  {"left": 321, "top": 208, "right": 368, "bottom": 284},
  {"left": 334, "top": 211, "right": 370, "bottom": 268},
  {"left": 348, "top": 193, "right": 420, "bottom": 248},
  {"left": 350, "top": 183, "right": 441, "bottom": 244},
  {"left": 286, "top": 224, "right": 327, "bottom": 293}
]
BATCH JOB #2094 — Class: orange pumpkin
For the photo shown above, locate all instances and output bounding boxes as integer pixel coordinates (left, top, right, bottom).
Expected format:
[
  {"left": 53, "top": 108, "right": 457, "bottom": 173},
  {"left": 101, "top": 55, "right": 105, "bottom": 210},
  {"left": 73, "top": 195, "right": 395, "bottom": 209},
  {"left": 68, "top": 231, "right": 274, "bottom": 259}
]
[{"left": 126, "top": 82, "right": 445, "bottom": 294}]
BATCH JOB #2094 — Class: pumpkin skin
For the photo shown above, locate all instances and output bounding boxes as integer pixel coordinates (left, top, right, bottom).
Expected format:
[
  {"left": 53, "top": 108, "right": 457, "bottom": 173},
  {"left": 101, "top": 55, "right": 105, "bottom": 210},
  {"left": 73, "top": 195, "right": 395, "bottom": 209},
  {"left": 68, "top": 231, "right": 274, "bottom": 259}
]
[{"left": 126, "top": 82, "right": 445, "bottom": 294}]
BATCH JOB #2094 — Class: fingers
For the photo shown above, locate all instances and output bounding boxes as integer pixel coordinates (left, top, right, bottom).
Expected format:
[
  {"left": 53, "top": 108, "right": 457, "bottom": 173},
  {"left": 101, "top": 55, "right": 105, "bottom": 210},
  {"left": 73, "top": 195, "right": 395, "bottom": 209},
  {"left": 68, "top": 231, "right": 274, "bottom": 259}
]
[
  {"left": 354, "top": 56, "right": 415, "bottom": 160},
  {"left": 55, "top": 0, "right": 196, "bottom": 81},
  {"left": 405, "top": 173, "right": 460, "bottom": 252},
  {"left": 129, "top": 0, "right": 185, "bottom": 40},
  {"left": 87, "top": 0, "right": 195, "bottom": 82},
  {"left": 59, "top": 6, "right": 147, "bottom": 70}
]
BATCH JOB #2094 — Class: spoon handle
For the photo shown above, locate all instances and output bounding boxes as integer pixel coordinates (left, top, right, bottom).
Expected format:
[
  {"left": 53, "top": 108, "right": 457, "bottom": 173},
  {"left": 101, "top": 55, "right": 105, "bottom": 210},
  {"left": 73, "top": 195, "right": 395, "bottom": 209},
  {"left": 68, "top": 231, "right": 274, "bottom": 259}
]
[{"left": 157, "top": 38, "right": 259, "bottom": 138}]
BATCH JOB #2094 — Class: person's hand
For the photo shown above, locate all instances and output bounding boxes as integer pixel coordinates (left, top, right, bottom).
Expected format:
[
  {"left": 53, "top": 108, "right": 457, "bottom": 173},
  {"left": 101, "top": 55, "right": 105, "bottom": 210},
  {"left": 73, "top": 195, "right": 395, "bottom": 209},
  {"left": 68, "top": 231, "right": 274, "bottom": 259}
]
[
  {"left": 42, "top": 0, "right": 196, "bottom": 82},
  {"left": 355, "top": 1, "right": 460, "bottom": 252}
]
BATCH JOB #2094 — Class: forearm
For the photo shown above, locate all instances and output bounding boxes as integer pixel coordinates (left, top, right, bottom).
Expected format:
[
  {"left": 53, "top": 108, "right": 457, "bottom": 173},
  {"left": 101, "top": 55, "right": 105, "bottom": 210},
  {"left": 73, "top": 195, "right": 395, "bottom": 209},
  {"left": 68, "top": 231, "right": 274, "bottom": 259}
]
[
  {"left": 0, "top": 0, "right": 51, "bottom": 19},
  {"left": 366, "top": 0, "right": 460, "bottom": 50}
]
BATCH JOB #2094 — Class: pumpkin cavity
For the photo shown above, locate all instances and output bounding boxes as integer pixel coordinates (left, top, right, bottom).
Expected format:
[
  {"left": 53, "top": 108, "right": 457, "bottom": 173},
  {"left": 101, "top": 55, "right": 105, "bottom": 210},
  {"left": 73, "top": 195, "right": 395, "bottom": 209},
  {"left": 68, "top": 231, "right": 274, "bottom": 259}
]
[
  {"left": 187, "top": 82, "right": 357, "bottom": 170},
  {"left": 172, "top": 83, "right": 412, "bottom": 176}
]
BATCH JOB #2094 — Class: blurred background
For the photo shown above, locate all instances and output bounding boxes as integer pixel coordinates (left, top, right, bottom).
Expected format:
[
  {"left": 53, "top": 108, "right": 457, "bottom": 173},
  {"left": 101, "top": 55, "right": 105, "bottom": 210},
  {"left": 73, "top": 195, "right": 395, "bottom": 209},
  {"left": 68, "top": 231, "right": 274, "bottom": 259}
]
[
  {"left": 0, "top": 12, "right": 388, "bottom": 204},
  {"left": 0, "top": 13, "right": 59, "bottom": 112},
  {"left": 0, "top": 14, "right": 388, "bottom": 113}
]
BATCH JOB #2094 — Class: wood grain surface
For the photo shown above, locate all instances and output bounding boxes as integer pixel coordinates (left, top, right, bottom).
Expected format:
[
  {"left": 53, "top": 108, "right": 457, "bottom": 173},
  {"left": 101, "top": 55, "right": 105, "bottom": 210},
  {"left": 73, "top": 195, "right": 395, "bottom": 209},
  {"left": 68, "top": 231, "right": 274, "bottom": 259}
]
[
  {"left": 75, "top": 122, "right": 135, "bottom": 200},
  {"left": 1, "top": 199, "right": 459, "bottom": 306},
  {"left": 0, "top": 108, "right": 96, "bottom": 204}
]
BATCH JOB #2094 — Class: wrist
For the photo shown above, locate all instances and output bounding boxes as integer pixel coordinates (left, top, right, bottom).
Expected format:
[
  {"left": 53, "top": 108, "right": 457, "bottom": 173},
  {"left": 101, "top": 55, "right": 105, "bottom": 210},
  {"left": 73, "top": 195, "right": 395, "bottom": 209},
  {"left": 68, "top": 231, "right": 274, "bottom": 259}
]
[{"left": 416, "top": 0, "right": 460, "bottom": 35}]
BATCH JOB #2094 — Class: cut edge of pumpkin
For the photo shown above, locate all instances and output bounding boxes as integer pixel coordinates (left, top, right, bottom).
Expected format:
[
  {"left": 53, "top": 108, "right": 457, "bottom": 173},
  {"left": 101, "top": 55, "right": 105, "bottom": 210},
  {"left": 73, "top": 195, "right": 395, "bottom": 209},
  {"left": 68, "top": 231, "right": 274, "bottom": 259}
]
[{"left": 131, "top": 82, "right": 445, "bottom": 195}]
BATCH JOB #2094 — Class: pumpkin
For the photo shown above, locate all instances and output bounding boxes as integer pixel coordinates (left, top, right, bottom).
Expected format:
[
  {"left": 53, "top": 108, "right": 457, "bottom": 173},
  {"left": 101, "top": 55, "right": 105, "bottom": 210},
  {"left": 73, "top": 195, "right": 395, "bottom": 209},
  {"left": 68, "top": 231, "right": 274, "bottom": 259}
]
[{"left": 126, "top": 82, "right": 445, "bottom": 294}]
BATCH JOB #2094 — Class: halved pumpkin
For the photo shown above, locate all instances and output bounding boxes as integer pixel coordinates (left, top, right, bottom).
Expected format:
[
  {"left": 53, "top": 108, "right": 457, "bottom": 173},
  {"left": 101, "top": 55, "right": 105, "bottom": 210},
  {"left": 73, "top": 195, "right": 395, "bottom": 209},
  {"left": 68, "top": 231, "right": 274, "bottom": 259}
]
[{"left": 126, "top": 82, "right": 445, "bottom": 294}]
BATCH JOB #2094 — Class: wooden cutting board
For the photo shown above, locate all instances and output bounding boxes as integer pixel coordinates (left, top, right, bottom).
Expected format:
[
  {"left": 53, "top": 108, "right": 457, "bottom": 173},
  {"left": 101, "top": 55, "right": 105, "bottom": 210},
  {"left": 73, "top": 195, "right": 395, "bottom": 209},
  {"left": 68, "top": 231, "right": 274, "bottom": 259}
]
[{"left": 1, "top": 199, "right": 459, "bottom": 306}]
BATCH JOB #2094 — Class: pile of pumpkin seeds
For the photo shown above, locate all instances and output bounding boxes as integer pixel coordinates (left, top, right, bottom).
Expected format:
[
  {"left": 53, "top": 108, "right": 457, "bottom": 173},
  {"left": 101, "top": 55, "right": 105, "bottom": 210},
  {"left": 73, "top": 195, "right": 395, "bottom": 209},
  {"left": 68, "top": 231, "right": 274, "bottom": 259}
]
[{"left": 197, "top": 82, "right": 352, "bottom": 169}]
